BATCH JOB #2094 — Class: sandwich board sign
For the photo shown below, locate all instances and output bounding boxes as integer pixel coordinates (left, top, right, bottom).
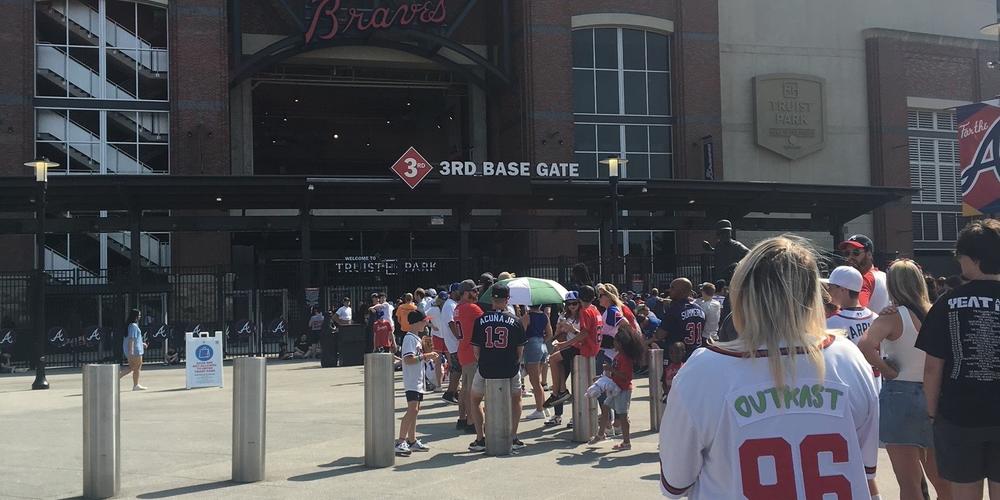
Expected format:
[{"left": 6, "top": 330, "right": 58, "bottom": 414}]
[{"left": 185, "top": 331, "right": 224, "bottom": 389}]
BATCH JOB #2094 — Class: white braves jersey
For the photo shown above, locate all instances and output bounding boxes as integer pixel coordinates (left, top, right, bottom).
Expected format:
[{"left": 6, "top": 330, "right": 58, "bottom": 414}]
[
  {"left": 826, "top": 308, "right": 877, "bottom": 344},
  {"left": 659, "top": 335, "right": 879, "bottom": 500}
]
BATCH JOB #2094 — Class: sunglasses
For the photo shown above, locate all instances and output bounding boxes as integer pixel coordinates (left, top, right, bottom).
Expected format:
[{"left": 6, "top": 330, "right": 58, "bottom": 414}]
[
  {"left": 564, "top": 301, "right": 580, "bottom": 306},
  {"left": 840, "top": 249, "right": 863, "bottom": 257}
]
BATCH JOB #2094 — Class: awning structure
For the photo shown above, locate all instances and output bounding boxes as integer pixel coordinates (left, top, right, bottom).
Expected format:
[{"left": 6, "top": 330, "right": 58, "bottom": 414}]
[{"left": 0, "top": 175, "right": 913, "bottom": 235}]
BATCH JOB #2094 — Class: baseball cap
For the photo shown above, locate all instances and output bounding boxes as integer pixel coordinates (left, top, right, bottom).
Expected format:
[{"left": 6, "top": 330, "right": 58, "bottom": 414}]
[
  {"left": 407, "top": 309, "right": 427, "bottom": 325},
  {"left": 838, "top": 234, "right": 874, "bottom": 253},
  {"left": 822, "top": 266, "right": 863, "bottom": 292},
  {"left": 563, "top": 291, "right": 579, "bottom": 302},
  {"left": 459, "top": 279, "right": 477, "bottom": 293},
  {"left": 426, "top": 288, "right": 437, "bottom": 298},
  {"left": 491, "top": 283, "right": 510, "bottom": 299},
  {"left": 479, "top": 272, "right": 495, "bottom": 283},
  {"left": 448, "top": 282, "right": 462, "bottom": 293}
]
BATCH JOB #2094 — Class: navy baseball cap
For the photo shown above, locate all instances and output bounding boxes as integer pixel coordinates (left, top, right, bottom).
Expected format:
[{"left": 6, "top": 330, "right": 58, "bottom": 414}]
[
  {"left": 448, "top": 282, "right": 462, "bottom": 293},
  {"left": 839, "top": 234, "right": 874, "bottom": 253},
  {"left": 492, "top": 283, "right": 510, "bottom": 299},
  {"left": 407, "top": 309, "right": 427, "bottom": 325}
]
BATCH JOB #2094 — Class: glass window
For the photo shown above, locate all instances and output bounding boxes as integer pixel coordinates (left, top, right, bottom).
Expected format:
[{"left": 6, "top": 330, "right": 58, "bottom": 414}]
[{"left": 573, "top": 28, "right": 673, "bottom": 179}]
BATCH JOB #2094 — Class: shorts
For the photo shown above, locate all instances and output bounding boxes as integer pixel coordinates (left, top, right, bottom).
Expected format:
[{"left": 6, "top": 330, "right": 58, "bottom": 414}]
[
  {"left": 523, "top": 337, "right": 548, "bottom": 364},
  {"left": 461, "top": 362, "right": 478, "bottom": 396},
  {"left": 405, "top": 390, "right": 424, "bottom": 402},
  {"left": 308, "top": 330, "right": 321, "bottom": 344},
  {"left": 470, "top": 371, "right": 522, "bottom": 396},
  {"left": 603, "top": 389, "right": 632, "bottom": 415},
  {"left": 933, "top": 417, "right": 1000, "bottom": 483},
  {"left": 596, "top": 350, "right": 613, "bottom": 376},
  {"left": 448, "top": 352, "right": 462, "bottom": 374},
  {"left": 432, "top": 336, "right": 446, "bottom": 353},
  {"left": 559, "top": 346, "right": 579, "bottom": 375},
  {"left": 879, "top": 380, "right": 933, "bottom": 448}
]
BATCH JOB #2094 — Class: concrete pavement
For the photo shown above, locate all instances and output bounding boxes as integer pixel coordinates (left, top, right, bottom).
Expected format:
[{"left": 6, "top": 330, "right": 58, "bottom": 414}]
[{"left": 1, "top": 360, "right": 915, "bottom": 499}]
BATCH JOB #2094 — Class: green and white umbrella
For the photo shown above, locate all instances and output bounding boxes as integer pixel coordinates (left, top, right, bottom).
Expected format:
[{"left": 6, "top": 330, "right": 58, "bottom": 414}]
[{"left": 479, "top": 277, "right": 569, "bottom": 306}]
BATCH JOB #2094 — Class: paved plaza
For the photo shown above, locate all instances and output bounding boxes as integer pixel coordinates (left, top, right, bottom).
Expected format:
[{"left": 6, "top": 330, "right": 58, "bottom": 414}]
[{"left": 3, "top": 361, "right": 920, "bottom": 499}]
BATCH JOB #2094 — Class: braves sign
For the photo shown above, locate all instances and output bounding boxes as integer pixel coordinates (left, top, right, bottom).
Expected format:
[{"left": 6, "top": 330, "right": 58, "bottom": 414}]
[
  {"left": 305, "top": 0, "right": 447, "bottom": 44},
  {"left": 957, "top": 102, "right": 1000, "bottom": 215}
]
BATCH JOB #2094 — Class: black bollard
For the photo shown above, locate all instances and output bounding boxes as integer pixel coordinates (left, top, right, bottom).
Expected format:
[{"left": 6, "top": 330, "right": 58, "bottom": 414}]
[{"left": 32, "top": 355, "right": 50, "bottom": 390}]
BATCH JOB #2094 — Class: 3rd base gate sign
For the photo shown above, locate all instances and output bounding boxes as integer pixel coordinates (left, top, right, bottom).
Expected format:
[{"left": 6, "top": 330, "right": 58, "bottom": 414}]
[{"left": 391, "top": 146, "right": 581, "bottom": 189}]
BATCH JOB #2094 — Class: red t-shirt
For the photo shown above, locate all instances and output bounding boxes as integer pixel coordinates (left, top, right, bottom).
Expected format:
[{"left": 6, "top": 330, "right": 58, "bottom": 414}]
[
  {"left": 859, "top": 267, "right": 878, "bottom": 308},
  {"left": 578, "top": 304, "right": 602, "bottom": 357},
  {"left": 610, "top": 353, "right": 634, "bottom": 390},
  {"left": 455, "top": 302, "right": 484, "bottom": 365},
  {"left": 622, "top": 304, "right": 639, "bottom": 331},
  {"left": 373, "top": 320, "right": 393, "bottom": 348}
]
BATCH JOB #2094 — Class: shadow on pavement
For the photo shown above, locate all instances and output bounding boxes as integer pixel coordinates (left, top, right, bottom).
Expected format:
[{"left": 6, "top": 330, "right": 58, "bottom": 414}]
[
  {"left": 287, "top": 457, "right": 368, "bottom": 482},
  {"left": 592, "top": 451, "right": 658, "bottom": 468},
  {"left": 392, "top": 451, "right": 488, "bottom": 471},
  {"left": 136, "top": 480, "right": 240, "bottom": 498}
]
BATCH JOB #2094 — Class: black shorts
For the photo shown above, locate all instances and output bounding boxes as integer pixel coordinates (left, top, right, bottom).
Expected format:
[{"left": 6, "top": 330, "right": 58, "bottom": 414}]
[
  {"left": 448, "top": 352, "right": 462, "bottom": 374},
  {"left": 561, "top": 346, "right": 579, "bottom": 375},
  {"left": 405, "top": 390, "right": 424, "bottom": 403},
  {"left": 308, "top": 330, "right": 321, "bottom": 344},
  {"left": 933, "top": 417, "right": 1000, "bottom": 483}
]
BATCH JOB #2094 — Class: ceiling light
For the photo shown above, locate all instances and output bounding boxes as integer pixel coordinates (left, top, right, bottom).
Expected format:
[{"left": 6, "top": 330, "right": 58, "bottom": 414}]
[
  {"left": 547, "top": 196, "right": 554, "bottom": 201},
  {"left": 294, "top": 98, "right": 299, "bottom": 103},
  {"left": 688, "top": 199, "right": 696, "bottom": 204},
  {"left": 333, "top": 133, "right": 340, "bottom": 139},
  {"left": 386, "top": 120, "right": 391, "bottom": 125},
  {"left": 215, "top": 196, "right": 223, "bottom": 202},
  {"left": 406, "top": 101, "right": 412, "bottom": 107}
]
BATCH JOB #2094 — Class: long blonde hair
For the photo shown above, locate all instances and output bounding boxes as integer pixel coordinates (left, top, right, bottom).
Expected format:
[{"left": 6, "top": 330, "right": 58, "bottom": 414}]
[
  {"left": 722, "top": 236, "right": 828, "bottom": 387},
  {"left": 602, "top": 283, "right": 625, "bottom": 309},
  {"left": 886, "top": 259, "right": 932, "bottom": 319}
]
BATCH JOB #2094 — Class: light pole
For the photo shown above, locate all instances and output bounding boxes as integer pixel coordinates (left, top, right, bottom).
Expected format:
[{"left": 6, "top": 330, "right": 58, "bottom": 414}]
[
  {"left": 600, "top": 156, "right": 627, "bottom": 285},
  {"left": 25, "top": 159, "right": 58, "bottom": 390}
]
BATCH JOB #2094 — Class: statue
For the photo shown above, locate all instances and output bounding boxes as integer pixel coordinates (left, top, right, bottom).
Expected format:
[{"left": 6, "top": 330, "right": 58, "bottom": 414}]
[{"left": 702, "top": 219, "right": 750, "bottom": 282}]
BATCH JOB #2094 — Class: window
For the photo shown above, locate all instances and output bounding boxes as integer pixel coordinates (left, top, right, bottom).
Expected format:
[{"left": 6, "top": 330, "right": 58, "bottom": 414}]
[
  {"left": 908, "top": 137, "right": 958, "bottom": 204},
  {"left": 912, "top": 212, "right": 963, "bottom": 242},
  {"left": 907, "top": 109, "right": 956, "bottom": 132},
  {"left": 573, "top": 28, "right": 672, "bottom": 179},
  {"left": 36, "top": 108, "right": 169, "bottom": 174}
]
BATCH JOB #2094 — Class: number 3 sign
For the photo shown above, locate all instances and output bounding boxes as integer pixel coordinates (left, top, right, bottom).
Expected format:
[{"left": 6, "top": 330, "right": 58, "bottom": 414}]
[{"left": 390, "top": 147, "right": 433, "bottom": 189}]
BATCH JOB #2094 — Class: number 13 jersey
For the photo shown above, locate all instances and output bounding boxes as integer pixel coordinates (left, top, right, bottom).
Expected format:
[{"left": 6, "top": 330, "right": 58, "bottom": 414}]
[
  {"left": 471, "top": 310, "right": 527, "bottom": 379},
  {"left": 659, "top": 335, "right": 879, "bottom": 499}
]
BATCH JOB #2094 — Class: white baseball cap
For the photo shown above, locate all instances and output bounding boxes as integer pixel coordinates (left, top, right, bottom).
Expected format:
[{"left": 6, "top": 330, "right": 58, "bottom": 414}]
[{"left": 822, "top": 266, "right": 863, "bottom": 292}]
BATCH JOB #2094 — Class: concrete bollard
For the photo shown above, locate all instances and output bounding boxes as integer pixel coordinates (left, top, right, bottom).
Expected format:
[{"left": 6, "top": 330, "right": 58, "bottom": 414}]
[
  {"left": 484, "top": 378, "right": 513, "bottom": 456},
  {"left": 648, "top": 348, "right": 664, "bottom": 431},
  {"left": 82, "top": 364, "right": 120, "bottom": 500},
  {"left": 571, "top": 356, "right": 598, "bottom": 443},
  {"left": 232, "top": 357, "right": 267, "bottom": 483},
  {"left": 364, "top": 353, "right": 394, "bottom": 468}
]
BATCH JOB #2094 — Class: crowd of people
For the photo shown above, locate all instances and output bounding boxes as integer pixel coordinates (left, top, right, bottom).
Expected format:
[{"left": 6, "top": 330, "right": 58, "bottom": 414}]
[{"left": 350, "top": 218, "right": 1000, "bottom": 499}]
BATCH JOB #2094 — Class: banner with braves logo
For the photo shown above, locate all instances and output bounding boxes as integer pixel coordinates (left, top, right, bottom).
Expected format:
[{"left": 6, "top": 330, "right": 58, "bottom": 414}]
[{"left": 957, "top": 101, "right": 1000, "bottom": 216}]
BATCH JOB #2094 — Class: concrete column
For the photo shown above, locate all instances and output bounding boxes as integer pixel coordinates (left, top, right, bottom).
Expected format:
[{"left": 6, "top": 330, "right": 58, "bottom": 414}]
[
  {"left": 82, "top": 364, "right": 120, "bottom": 499},
  {"left": 232, "top": 357, "right": 266, "bottom": 483},
  {"left": 571, "top": 356, "right": 598, "bottom": 443},
  {"left": 229, "top": 79, "right": 254, "bottom": 175},
  {"left": 648, "top": 348, "right": 664, "bottom": 431},
  {"left": 364, "top": 353, "right": 394, "bottom": 468},
  {"left": 484, "top": 378, "right": 513, "bottom": 456}
]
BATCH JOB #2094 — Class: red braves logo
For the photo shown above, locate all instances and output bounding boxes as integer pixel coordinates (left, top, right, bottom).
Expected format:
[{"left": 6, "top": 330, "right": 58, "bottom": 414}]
[{"left": 305, "top": 0, "right": 447, "bottom": 44}]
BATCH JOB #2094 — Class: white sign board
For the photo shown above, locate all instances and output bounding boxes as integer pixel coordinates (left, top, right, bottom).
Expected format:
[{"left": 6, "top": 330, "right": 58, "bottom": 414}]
[{"left": 185, "top": 331, "right": 224, "bottom": 389}]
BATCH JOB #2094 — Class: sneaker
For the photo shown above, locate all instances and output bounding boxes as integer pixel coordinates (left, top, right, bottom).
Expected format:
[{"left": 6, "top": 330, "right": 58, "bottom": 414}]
[
  {"left": 551, "top": 390, "right": 573, "bottom": 406},
  {"left": 542, "top": 383, "right": 550, "bottom": 391},
  {"left": 132, "top": 384, "right": 147, "bottom": 391},
  {"left": 512, "top": 438, "right": 526, "bottom": 450},
  {"left": 408, "top": 439, "right": 430, "bottom": 451},
  {"left": 394, "top": 441, "right": 411, "bottom": 456},
  {"left": 525, "top": 410, "right": 546, "bottom": 420},
  {"left": 544, "top": 415, "right": 562, "bottom": 427},
  {"left": 542, "top": 393, "right": 559, "bottom": 408},
  {"left": 468, "top": 438, "right": 486, "bottom": 452},
  {"left": 612, "top": 442, "right": 632, "bottom": 451},
  {"left": 442, "top": 392, "right": 460, "bottom": 405}
]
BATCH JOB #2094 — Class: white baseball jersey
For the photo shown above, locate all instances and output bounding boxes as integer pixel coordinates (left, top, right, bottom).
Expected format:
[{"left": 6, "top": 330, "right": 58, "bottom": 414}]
[
  {"left": 659, "top": 335, "right": 879, "bottom": 499},
  {"left": 826, "top": 307, "right": 877, "bottom": 344}
]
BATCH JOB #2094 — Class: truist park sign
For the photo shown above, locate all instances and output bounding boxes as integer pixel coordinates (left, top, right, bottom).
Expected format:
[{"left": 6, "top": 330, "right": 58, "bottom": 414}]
[{"left": 305, "top": 0, "right": 447, "bottom": 44}]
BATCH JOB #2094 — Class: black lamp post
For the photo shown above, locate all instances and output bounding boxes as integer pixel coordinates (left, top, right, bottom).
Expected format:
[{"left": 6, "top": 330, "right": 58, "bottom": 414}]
[
  {"left": 600, "top": 156, "right": 627, "bottom": 285},
  {"left": 25, "top": 159, "right": 57, "bottom": 390}
]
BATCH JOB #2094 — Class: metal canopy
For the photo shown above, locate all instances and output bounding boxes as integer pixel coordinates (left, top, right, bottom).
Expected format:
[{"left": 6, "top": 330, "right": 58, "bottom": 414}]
[{"left": 0, "top": 175, "right": 913, "bottom": 234}]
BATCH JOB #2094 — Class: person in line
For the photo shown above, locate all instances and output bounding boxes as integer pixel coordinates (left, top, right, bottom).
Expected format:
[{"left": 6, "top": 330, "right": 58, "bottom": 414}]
[
  {"left": 661, "top": 341, "right": 685, "bottom": 403},
  {"left": 468, "top": 283, "right": 528, "bottom": 452},
  {"left": 839, "top": 234, "right": 890, "bottom": 313},
  {"left": 544, "top": 291, "right": 581, "bottom": 427},
  {"left": 594, "top": 325, "right": 645, "bottom": 450},
  {"left": 826, "top": 265, "right": 881, "bottom": 387},
  {"left": 440, "top": 283, "right": 464, "bottom": 415},
  {"left": 307, "top": 306, "right": 324, "bottom": 347},
  {"left": 119, "top": 309, "right": 148, "bottom": 391},
  {"left": 334, "top": 296, "right": 352, "bottom": 327},
  {"left": 659, "top": 236, "right": 879, "bottom": 499},
  {"left": 425, "top": 293, "right": 448, "bottom": 390},
  {"left": 395, "top": 293, "right": 418, "bottom": 338},
  {"left": 917, "top": 219, "right": 1000, "bottom": 500},
  {"left": 857, "top": 259, "right": 951, "bottom": 500},
  {"left": 693, "top": 283, "right": 722, "bottom": 342},
  {"left": 521, "top": 304, "right": 551, "bottom": 420},
  {"left": 395, "top": 310, "right": 439, "bottom": 456},
  {"left": 454, "top": 280, "right": 484, "bottom": 435},
  {"left": 543, "top": 286, "right": 600, "bottom": 410},
  {"left": 660, "top": 278, "right": 706, "bottom": 359}
]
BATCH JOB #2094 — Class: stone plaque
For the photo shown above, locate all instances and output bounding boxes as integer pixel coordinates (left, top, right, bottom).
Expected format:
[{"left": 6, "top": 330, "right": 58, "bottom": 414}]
[{"left": 754, "top": 74, "right": 826, "bottom": 160}]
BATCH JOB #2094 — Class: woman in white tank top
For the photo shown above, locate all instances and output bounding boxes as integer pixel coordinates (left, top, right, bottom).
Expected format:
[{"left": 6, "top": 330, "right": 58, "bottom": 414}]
[{"left": 857, "top": 259, "right": 951, "bottom": 499}]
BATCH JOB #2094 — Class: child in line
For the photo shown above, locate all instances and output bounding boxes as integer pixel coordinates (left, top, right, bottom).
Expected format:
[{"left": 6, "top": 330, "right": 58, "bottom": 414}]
[
  {"left": 661, "top": 341, "right": 686, "bottom": 403},
  {"left": 395, "top": 310, "right": 439, "bottom": 457},
  {"left": 593, "top": 325, "right": 645, "bottom": 450}
]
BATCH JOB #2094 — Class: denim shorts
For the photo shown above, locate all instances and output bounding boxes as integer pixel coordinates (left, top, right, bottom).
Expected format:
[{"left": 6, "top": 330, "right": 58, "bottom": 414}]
[
  {"left": 879, "top": 380, "right": 933, "bottom": 448},
  {"left": 523, "top": 336, "right": 548, "bottom": 364},
  {"left": 604, "top": 389, "right": 632, "bottom": 415}
]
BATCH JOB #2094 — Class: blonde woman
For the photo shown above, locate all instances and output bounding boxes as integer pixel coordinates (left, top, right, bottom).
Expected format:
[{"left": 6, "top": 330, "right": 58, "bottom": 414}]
[
  {"left": 858, "top": 260, "right": 951, "bottom": 500},
  {"left": 659, "top": 236, "right": 880, "bottom": 499}
]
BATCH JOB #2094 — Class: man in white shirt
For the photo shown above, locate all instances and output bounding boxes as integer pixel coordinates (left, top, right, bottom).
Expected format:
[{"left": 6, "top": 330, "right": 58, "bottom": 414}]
[
  {"left": 693, "top": 282, "right": 722, "bottom": 341},
  {"left": 334, "top": 297, "right": 352, "bottom": 326},
  {"left": 420, "top": 288, "right": 436, "bottom": 313},
  {"left": 440, "top": 284, "right": 464, "bottom": 416}
]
